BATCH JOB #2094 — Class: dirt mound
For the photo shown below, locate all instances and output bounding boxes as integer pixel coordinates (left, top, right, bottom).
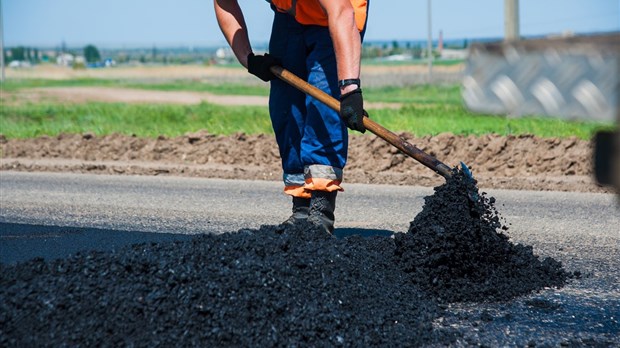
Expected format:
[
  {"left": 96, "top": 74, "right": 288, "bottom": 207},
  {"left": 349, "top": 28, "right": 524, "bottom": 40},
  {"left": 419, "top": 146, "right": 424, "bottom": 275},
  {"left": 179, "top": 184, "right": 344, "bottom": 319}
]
[
  {"left": 1, "top": 131, "right": 606, "bottom": 192},
  {"left": 349, "top": 132, "right": 590, "bottom": 177},
  {"left": 0, "top": 172, "right": 570, "bottom": 346}
]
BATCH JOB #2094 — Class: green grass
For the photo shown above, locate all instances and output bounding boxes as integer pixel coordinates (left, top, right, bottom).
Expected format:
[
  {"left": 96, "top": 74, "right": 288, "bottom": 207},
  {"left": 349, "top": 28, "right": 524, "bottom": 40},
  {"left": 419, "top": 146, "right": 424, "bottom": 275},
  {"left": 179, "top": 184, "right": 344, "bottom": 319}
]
[
  {"left": 2, "top": 77, "right": 459, "bottom": 102},
  {"left": 0, "top": 102, "right": 273, "bottom": 138},
  {"left": 1, "top": 78, "right": 270, "bottom": 96},
  {"left": 1, "top": 101, "right": 611, "bottom": 140},
  {"left": 370, "top": 105, "right": 610, "bottom": 139},
  {"left": 2, "top": 77, "right": 611, "bottom": 139},
  {"left": 365, "top": 85, "right": 462, "bottom": 104},
  {"left": 362, "top": 59, "right": 465, "bottom": 66},
  {"left": 1, "top": 78, "right": 119, "bottom": 92},
  {"left": 123, "top": 81, "right": 269, "bottom": 96}
]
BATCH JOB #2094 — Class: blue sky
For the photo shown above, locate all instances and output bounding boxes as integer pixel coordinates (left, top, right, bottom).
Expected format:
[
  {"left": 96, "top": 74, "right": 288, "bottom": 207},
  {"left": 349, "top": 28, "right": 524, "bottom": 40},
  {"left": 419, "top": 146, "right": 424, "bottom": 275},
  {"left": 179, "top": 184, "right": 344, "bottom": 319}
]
[{"left": 3, "top": 0, "right": 619, "bottom": 47}]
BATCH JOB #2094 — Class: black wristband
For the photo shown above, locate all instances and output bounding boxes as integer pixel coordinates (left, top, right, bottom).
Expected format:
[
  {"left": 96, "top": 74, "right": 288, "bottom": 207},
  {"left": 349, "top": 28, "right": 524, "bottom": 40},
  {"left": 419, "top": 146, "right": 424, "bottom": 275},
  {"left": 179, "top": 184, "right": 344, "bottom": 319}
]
[{"left": 338, "top": 78, "right": 361, "bottom": 88}]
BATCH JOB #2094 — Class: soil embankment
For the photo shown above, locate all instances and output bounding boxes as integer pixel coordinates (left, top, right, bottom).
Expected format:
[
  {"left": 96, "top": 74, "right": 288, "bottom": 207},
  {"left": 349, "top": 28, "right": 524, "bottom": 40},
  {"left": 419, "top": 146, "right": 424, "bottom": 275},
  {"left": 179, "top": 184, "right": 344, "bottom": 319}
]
[{"left": 1, "top": 131, "right": 607, "bottom": 193}]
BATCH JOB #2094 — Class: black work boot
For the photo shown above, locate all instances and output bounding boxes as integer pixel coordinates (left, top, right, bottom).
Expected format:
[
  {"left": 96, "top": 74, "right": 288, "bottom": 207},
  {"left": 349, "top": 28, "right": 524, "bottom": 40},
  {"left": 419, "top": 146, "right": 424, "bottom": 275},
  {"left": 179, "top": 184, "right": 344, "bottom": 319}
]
[
  {"left": 307, "top": 190, "right": 337, "bottom": 234},
  {"left": 281, "top": 196, "right": 311, "bottom": 226}
]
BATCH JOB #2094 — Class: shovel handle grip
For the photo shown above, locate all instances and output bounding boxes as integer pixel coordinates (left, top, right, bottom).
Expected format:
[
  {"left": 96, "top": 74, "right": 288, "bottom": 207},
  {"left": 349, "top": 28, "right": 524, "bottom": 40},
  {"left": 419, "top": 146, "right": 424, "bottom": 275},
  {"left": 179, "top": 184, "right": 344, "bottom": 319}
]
[{"left": 270, "top": 65, "right": 453, "bottom": 179}]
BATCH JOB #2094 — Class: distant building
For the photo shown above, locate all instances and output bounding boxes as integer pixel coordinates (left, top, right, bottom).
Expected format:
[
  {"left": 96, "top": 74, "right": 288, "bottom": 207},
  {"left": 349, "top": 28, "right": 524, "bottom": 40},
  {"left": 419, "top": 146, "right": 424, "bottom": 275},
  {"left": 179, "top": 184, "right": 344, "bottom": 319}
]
[
  {"left": 382, "top": 54, "right": 413, "bottom": 61},
  {"left": 56, "top": 53, "right": 74, "bottom": 66},
  {"left": 440, "top": 49, "right": 468, "bottom": 60},
  {"left": 8, "top": 60, "right": 32, "bottom": 68}
]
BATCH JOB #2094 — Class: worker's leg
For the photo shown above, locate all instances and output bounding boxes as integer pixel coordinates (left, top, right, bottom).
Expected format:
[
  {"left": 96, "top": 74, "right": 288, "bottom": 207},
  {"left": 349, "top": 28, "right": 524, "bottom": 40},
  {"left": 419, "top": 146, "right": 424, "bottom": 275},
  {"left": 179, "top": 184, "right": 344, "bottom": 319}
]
[
  {"left": 301, "top": 25, "right": 348, "bottom": 190},
  {"left": 301, "top": 25, "right": 349, "bottom": 233},
  {"left": 268, "top": 12, "right": 311, "bottom": 222}
]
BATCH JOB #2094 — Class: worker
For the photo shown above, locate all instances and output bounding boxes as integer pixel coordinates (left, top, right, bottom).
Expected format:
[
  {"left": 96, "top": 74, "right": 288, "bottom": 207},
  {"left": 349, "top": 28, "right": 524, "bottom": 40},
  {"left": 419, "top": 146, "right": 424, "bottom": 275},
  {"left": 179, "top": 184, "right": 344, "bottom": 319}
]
[{"left": 214, "top": 0, "right": 369, "bottom": 233}]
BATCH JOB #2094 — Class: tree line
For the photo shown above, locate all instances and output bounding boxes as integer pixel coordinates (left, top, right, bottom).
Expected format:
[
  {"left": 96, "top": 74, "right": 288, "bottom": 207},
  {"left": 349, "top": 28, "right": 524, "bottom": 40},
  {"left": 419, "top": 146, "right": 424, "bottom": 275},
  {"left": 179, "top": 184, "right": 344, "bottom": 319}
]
[{"left": 4, "top": 44, "right": 101, "bottom": 63}]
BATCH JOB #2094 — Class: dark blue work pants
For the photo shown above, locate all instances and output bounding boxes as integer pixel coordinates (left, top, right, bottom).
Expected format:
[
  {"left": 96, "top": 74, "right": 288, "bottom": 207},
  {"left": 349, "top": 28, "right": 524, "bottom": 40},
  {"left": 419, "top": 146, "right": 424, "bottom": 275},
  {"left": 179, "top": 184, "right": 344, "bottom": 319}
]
[{"left": 268, "top": 11, "right": 348, "bottom": 197}]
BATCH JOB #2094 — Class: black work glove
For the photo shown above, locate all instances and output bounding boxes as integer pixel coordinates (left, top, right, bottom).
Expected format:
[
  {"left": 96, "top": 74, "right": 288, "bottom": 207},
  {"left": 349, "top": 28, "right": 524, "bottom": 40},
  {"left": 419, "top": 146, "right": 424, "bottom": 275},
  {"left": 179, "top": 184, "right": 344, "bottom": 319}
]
[
  {"left": 247, "top": 53, "right": 280, "bottom": 82},
  {"left": 340, "top": 88, "right": 367, "bottom": 133}
]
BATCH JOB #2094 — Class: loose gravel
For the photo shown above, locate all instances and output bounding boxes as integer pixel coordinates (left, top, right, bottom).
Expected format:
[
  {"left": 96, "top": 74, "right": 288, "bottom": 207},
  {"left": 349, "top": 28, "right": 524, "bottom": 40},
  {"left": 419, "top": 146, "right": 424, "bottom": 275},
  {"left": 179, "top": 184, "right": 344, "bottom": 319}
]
[
  {"left": 395, "top": 169, "right": 569, "bottom": 302},
  {"left": 0, "top": 170, "right": 569, "bottom": 347}
]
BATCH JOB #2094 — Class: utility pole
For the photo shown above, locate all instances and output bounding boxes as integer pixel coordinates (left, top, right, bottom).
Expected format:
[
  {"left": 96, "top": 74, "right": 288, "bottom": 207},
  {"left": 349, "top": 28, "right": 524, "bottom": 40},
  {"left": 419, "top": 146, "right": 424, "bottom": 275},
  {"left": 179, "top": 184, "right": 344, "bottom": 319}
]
[
  {"left": 427, "top": 0, "right": 433, "bottom": 82},
  {"left": 0, "top": 0, "right": 5, "bottom": 82},
  {"left": 504, "top": 0, "right": 520, "bottom": 41}
]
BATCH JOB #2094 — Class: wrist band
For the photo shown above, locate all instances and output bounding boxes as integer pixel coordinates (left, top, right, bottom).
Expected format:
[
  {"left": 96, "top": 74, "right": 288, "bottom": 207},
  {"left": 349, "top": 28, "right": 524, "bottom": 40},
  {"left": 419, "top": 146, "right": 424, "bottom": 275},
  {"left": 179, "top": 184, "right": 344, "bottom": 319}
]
[{"left": 338, "top": 78, "right": 361, "bottom": 88}]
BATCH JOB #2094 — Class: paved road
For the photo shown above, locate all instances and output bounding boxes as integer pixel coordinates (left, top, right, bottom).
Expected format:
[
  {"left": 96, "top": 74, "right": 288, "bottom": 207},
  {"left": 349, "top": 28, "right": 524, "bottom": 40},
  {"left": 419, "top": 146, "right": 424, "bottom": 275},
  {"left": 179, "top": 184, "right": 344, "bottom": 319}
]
[
  {"left": 1, "top": 171, "right": 619, "bottom": 345},
  {"left": 1, "top": 171, "right": 618, "bottom": 263}
]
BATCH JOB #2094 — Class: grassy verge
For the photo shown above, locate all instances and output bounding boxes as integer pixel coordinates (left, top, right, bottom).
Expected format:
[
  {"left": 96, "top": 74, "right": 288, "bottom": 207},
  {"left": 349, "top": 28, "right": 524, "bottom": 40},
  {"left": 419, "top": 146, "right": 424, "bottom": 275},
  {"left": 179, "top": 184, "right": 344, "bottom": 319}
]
[
  {"left": 370, "top": 105, "right": 610, "bottom": 139},
  {"left": 0, "top": 102, "right": 273, "bottom": 138},
  {"left": 125, "top": 82, "right": 461, "bottom": 103},
  {"left": 1, "top": 101, "right": 611, "bottom": 140},
  {"left": 2, "top": 77, "right": 460, "bottom": 103},
  {"left": 1, "top": 78, "right": 118, "bottom": 92},
  {"left": 367, "top": 85, "right": 462, "bottom": 104},
  {"left": 362, "top": 59, "right": 465, "bottom": 66},
  {"left": 2, "top": 78, "right": 472, "bottom": 109},
  {"left": 1, "top": 78, "right": 270, "bottom": 96},
  {"left": 2, "top": 78, "right": 612, "bottom": 139},
  {"left": 124, "top": 81, "right": 269, "bottom": 96}
]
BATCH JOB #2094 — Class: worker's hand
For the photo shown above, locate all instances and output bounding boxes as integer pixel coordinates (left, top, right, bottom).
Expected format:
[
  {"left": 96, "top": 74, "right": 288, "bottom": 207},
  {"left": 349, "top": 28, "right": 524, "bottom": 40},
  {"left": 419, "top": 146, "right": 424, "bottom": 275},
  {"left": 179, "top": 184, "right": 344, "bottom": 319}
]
[
  {"left": 247, "top": 53, "right": 280, "bottom": 82},
  {"left": 340, "top": 88, "right": 367, "bottom": 133}
]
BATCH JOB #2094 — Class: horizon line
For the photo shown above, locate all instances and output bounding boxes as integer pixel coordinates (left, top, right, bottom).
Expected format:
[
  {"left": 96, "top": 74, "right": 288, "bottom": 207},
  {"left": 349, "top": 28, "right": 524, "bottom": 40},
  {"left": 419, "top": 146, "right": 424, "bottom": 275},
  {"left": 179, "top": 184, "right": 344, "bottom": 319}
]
[{"left": 5, "top": 30, "right": 618, "bottom": 49}]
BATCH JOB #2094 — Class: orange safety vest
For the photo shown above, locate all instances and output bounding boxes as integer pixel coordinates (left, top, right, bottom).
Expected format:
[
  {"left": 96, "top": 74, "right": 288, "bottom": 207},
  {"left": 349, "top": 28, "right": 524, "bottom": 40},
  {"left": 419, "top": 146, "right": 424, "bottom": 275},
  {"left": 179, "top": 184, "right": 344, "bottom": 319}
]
[{"left": 269, "top": 0, "right": 368, "bottom": 32}]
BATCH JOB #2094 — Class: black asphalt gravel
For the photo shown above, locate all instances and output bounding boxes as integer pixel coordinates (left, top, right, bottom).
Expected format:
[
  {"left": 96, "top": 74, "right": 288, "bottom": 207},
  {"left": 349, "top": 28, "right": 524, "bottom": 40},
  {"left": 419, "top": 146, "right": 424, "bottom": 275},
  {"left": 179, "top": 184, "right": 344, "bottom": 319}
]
[
  {"left": 0, "top": 170, "right": 572, "bottom": 347},
  {"left": 395, "top": 169, "right": 569, "bottom": 302}
]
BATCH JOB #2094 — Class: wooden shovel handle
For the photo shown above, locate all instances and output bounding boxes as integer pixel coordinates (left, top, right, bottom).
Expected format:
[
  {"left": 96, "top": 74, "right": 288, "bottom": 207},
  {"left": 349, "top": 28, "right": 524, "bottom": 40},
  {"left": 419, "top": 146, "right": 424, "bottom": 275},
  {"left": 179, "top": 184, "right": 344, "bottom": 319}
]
[{"left": 270, "top": 65, "right": 453, "bottom": 179}]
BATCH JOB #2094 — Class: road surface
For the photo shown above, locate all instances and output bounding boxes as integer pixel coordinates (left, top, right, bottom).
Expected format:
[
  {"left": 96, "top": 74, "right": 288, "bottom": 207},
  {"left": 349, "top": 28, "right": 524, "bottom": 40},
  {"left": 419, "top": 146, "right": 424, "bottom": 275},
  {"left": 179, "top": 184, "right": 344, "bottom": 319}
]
[{"left": 1, "top": 171, "right": 617, "bottom": 262}]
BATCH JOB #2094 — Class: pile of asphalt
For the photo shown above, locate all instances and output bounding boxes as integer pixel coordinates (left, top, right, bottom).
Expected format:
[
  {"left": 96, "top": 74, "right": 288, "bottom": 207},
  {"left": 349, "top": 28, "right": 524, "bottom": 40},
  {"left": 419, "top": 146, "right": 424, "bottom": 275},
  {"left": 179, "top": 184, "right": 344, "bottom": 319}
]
[
  {"left": 395, "top": 170, "right": 568, "bottom": 302},
  {"left": 0, "top": 170, "right": 568, "bottom": 346},
  {"left": 0, "top": 222, "right": 451, "bottom": 346}
]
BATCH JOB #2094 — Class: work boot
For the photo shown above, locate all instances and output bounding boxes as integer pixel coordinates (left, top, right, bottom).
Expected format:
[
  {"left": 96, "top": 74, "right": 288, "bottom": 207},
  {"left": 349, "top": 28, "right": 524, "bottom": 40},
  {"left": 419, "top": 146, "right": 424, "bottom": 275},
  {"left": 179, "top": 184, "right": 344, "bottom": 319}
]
[
  {"left": 281, "top": 196, "right": 311, "bottom": 226},
  {"left": 307, "top": 190, "right": 337, "bottom": 234}
]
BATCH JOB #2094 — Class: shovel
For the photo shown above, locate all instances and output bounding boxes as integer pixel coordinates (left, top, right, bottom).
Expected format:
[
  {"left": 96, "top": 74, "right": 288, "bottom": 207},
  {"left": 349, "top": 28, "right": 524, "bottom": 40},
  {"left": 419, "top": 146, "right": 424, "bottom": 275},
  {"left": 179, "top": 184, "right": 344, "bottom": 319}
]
[{"left": 270, "top": 65, "right": 474, "bottom": 181}]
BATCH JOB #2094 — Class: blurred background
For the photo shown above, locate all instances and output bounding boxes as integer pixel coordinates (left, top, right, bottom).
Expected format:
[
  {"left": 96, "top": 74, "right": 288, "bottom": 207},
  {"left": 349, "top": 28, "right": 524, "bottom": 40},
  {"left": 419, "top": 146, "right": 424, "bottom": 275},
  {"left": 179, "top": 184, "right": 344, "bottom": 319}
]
[
  {"left": 2, "top": 0, "right": 618, "bottom": 77},
  {"left": 1, "top": 0, "right": 619, "bottom": 190}
]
